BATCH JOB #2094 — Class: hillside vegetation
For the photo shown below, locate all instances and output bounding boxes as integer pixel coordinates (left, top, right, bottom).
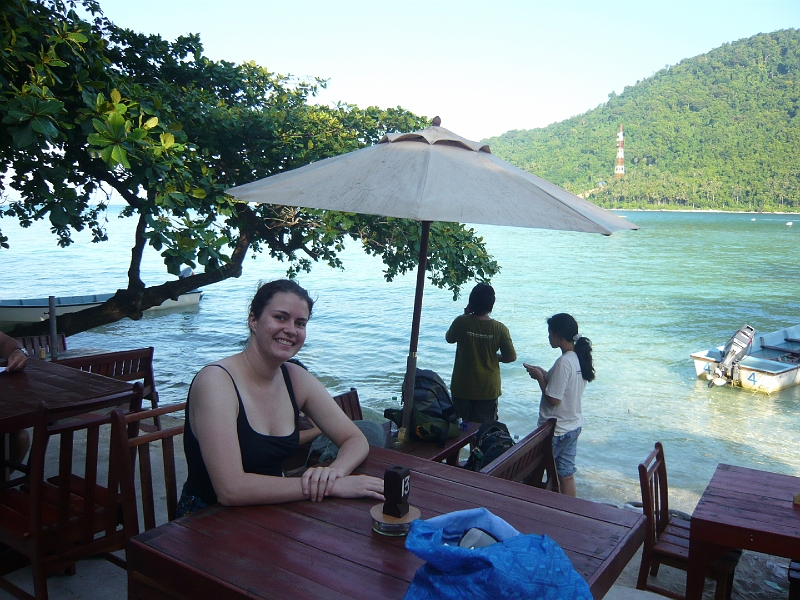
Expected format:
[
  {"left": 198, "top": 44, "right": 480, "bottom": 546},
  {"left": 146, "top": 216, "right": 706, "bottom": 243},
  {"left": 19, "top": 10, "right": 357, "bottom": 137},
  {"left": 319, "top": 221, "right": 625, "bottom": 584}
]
[{"left": 487, "top": 29, "right": 800, "bottom": 212}]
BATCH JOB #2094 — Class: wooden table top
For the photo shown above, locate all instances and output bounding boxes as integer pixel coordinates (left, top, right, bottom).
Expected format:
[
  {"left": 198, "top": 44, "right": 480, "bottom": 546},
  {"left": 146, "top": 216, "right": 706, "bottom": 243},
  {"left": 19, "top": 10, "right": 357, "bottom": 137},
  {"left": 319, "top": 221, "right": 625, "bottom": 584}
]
[
  {"left": 128, "top": 446, "right": 645, "bottom": 600},
  {"left": 691, "top": 463, "right": 800, "bottom": 556},
  {"left": 0, "top": 358, "right": 133, "bottom": 432}
]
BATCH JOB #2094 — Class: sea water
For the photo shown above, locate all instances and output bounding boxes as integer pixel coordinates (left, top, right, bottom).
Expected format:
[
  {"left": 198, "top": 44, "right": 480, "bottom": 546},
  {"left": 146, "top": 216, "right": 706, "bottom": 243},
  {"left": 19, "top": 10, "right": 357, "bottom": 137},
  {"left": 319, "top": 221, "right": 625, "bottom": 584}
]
[{"left": 1, "top": 209, "right": 798, "bottom": 511}]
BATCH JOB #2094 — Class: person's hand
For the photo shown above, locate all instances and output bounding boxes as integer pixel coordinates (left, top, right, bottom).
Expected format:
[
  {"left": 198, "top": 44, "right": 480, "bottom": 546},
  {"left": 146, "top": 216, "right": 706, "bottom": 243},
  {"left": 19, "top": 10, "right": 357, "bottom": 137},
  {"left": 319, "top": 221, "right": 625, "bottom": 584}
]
[
  {"left": 523, "top": 363, "right": 543, "bottom": 381},
  {"left": 330, "top": 475, "right": 385, "bottom": 501},
  {"left": 5, "top": 348, "right": 28, "bottom": 372},
  {"left": 301, "top": 466, "right": 345, "bottom": 502}
]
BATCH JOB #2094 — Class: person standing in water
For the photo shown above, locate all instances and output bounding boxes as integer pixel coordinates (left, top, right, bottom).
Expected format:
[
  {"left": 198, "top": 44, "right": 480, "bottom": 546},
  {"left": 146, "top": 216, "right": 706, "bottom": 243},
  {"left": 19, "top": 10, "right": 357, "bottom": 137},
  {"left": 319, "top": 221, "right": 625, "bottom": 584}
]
[
  {"left": 446, "top": 283, "right": 516, "bottom": 424},
  {"left": 524, "top": 313, "right": 594, "bottom": 497}
]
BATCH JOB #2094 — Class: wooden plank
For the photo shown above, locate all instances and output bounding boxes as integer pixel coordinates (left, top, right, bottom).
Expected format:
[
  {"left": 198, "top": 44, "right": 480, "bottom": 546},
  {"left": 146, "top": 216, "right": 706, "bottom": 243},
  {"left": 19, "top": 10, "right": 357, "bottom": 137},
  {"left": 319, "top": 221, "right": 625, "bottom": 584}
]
[
  {"left": 134, "top": 512, "right": 410, "bottom": 599},
  {"left": 370, "top": 448, "right": 641, "bottom": 528}
]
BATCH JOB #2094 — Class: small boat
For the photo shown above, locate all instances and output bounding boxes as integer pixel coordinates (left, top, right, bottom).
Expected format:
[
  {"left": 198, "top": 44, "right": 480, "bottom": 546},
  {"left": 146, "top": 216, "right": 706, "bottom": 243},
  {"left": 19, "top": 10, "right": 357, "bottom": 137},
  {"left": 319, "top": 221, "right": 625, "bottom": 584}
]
[
  {"left": 0, "top": 291, "right": 203, "bottom": 330},
  {"left": 691, "top": 324, "right": 800, "bottom": 393}
]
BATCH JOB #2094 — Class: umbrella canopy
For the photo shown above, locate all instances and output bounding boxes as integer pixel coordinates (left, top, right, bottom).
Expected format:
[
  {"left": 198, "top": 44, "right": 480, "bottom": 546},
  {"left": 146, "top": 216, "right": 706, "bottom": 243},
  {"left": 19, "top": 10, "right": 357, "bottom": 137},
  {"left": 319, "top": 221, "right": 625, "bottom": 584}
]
[
  {"left": 228, "top": 120, "right": 637, "bottom": 440},
  {"left": 229, "top": 124, "right": 635, "bottom": 235}
]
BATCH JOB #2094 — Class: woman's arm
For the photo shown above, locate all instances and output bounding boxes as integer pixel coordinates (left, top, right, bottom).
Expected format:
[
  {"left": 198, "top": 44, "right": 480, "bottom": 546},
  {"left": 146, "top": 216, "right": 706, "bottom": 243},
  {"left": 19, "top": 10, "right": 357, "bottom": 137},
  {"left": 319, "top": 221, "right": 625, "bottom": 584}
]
[
  {"left": 290, "top": 366, "right": 386, "bottom": 501},
  {"left": 524, "top": 364, "right": 561, "bottom": 406}
]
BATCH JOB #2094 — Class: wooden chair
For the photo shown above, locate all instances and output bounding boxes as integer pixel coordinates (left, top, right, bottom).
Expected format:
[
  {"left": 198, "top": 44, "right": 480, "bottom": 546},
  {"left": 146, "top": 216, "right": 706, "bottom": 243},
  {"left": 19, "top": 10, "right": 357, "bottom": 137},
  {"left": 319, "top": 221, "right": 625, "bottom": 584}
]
[
  {"left": 480, "top": 418, "right": 560, "bottom": 492},
  {"left": 55, "top": 348, "right": 160, "bottom": 429},
  {"left": 332, "top": 387, "right": 363, "bottom": 421},
  {"left": 12, "top": 334, "right": 67, "bottom": 358},
  {"left": 0, "top": 391, "right": 140, "bottom": 599},
  {"left": 121, "top": 402, "right": 186, "bottom": 532},
  {"left": 637, "top": 442, "right": 741, "bottom": 600}
]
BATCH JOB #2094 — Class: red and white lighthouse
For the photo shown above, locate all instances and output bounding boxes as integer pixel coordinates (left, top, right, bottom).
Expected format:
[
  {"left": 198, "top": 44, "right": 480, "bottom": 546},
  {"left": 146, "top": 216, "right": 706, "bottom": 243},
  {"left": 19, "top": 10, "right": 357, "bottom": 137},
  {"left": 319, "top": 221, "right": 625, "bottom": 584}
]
[{"left": 614, "top": 125, "right": 625, "bottom": 178}]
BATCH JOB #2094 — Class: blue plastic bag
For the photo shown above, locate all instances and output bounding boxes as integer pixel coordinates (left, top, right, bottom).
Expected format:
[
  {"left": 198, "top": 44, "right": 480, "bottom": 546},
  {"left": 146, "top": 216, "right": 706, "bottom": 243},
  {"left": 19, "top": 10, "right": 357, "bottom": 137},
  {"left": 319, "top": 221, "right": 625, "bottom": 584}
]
[{"left": 404, "top": 508, "right": 592, "bottom": 600}]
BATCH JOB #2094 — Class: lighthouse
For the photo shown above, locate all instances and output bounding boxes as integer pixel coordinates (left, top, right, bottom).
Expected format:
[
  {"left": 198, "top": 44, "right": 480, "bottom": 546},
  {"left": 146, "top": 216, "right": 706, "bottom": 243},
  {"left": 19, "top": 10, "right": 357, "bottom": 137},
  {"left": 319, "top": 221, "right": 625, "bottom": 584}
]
[{"left": 614, "top": 125, "right": 625, "bottom": 178}]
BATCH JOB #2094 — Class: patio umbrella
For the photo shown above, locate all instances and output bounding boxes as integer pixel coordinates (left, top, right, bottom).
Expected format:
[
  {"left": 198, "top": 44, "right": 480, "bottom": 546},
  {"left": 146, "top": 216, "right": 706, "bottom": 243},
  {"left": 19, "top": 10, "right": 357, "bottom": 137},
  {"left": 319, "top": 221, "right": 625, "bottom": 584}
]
[{"left": 227, "top": 118, "right": 637, "bottom": 440}]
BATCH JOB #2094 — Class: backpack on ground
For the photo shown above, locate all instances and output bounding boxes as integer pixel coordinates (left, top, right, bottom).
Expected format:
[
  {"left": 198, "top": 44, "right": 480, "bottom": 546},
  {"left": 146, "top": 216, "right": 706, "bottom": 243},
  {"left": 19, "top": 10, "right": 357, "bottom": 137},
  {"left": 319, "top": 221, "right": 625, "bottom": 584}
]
[
  {"left": 384, "top": 368, "right": 460, "bottom": 446},
  {"left": 465, "top": 421, "right": 515, "bottom": 471}
]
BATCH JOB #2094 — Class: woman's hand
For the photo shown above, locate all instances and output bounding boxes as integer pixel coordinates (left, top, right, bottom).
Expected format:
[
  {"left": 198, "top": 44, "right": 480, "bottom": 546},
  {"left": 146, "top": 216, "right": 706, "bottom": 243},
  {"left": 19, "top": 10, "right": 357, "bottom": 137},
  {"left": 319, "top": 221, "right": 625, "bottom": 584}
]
[
  {"left": 301, "top": 466, "right": 344, "bottom": 502},
  {"left": 331, "top": 475, "right": 385, "bottom": 501}
]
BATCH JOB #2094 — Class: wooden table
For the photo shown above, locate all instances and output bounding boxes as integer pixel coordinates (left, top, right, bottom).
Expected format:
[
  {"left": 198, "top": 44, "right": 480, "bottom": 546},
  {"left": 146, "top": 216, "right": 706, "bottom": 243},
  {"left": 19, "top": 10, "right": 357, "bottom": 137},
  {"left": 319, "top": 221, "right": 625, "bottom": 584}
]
[
  {"left": 128, "top": 446, "right": 645, "bottom": 600},
  {"left": 0, "top": 357, "right": 134, "bottom": 435},
  {"left": 383, "top": 420, "right": 479, "bottom": 465},
  {"left": 686, "top": 463, "right": 800, "bottom": 599}
]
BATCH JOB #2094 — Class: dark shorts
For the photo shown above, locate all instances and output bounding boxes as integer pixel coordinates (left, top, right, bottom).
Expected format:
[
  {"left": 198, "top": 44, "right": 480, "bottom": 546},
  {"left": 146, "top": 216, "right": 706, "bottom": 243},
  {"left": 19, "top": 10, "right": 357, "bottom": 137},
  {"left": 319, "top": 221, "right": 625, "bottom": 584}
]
[
  {"left": 452, "top": 397, "right": 498, "bottom": 424},
  {"left": 552, "top": 427, "right": 581, "bottom": 478}
]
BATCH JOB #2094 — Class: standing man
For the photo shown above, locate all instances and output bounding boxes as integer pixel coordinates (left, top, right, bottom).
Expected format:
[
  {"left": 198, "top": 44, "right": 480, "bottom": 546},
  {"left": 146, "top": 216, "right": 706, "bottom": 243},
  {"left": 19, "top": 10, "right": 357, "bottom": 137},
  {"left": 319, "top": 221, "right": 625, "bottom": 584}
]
[{"left": 446, "top": 283, "right": 516, "bottom": 424}]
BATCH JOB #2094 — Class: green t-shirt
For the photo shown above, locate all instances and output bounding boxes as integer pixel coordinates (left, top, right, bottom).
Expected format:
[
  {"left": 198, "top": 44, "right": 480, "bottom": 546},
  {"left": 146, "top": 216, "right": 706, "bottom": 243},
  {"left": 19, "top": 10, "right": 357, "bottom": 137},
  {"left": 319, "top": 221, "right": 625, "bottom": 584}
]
[{"left": 446, "top": 314, "right": 515, "bottom": 400}]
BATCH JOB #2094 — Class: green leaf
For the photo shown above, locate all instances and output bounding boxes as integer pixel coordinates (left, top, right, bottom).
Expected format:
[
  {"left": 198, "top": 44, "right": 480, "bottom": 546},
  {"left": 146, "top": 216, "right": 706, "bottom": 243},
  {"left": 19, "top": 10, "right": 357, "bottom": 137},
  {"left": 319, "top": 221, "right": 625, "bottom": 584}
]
[
  {"left": 110, "top": 89, "right": 122, "bottom": 104},
  {"left": 110, "top": 144, "right": 130, "bottom": 168},
  {"left": 12, "top": 125, "right": 35, "bottom": 148},
  {"left": 143, "top": 117, "right": 159, "bottom": 130}
]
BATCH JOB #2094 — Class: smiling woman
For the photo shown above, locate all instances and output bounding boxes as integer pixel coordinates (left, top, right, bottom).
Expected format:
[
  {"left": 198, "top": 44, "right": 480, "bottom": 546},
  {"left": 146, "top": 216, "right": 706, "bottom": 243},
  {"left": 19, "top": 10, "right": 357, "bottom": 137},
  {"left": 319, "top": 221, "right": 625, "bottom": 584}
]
[{"left": 177, "top": 279, "right": 385, "bottom": 515}]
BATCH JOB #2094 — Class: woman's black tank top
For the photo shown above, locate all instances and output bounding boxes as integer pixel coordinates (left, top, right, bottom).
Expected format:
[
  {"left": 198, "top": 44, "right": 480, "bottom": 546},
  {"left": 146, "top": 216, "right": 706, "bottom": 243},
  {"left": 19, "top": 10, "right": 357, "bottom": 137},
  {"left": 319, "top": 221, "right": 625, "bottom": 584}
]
[{"left": 182, "top": 363, "right": 301, "bottom": 505}]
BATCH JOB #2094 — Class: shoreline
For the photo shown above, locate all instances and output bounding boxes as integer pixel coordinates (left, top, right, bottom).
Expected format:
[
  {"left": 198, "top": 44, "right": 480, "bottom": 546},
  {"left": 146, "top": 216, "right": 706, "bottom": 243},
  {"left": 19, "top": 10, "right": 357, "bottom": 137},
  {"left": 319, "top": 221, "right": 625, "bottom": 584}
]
[{"left": 608, "top": 208, "right": 798, "bottom": 215}]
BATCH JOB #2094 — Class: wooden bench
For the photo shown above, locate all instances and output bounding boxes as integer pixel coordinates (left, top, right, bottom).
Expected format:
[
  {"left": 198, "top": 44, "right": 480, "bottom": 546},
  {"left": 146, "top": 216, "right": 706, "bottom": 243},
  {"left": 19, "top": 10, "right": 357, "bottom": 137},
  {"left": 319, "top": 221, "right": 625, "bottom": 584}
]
[
  {"left": 55, "top": 347, "right": 160, "bottom": 429},
  {"left": 480, "top": 418, "right": 559, "bottom": 492},
  {"left": 13, "top": 333, "right": 67, "bottom": 357}
]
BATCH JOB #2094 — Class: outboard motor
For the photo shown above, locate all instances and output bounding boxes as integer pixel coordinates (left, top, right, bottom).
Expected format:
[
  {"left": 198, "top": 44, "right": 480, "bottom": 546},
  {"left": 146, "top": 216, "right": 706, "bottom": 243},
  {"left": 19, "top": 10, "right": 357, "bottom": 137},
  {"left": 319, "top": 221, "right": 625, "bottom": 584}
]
[{"left": 708, "top": 325, "right": 756, "bottom": 387}]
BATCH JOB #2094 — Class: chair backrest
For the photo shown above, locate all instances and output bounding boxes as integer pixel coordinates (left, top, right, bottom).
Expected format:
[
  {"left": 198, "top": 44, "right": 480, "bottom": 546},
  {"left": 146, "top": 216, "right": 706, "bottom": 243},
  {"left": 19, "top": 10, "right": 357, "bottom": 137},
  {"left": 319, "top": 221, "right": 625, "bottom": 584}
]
[
  {"left": 122, "top": 402, "right": 186, "bottom": 532},
  {"left": 13, "top": 333, "right": 67, "bottom": 357},
  {"left": 332, "top": 387, "right": 363, "bottom": 421},
  {"left": 0, "top": 389, "right": 140, "bottom": 598},
  {"left": 480, "top": 418, "right": 559, "bottom": 492},
  {"left": 55, "top": 347, "right": 158, "bottom": 405},
  {"left": 638, "top": 441, "right": 670, "bottom": 552}
]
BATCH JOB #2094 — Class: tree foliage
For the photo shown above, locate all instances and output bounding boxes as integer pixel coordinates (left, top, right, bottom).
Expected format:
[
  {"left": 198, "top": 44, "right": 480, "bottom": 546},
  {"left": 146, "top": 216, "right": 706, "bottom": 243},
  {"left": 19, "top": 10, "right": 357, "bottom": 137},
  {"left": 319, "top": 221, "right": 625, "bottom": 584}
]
[
  {"left": 0, "top": 0, "right": 499, "bottom": 335},
  {"left": 487, "top": 29, "right": 800, "bottom": 212}
]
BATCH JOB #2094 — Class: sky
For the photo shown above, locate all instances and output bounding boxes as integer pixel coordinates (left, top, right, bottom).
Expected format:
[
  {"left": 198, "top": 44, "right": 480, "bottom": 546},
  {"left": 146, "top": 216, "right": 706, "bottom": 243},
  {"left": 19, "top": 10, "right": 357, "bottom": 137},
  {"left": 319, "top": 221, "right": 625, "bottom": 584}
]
[{"left": 91, "top": 0, "right": 800, "bottom": 142}]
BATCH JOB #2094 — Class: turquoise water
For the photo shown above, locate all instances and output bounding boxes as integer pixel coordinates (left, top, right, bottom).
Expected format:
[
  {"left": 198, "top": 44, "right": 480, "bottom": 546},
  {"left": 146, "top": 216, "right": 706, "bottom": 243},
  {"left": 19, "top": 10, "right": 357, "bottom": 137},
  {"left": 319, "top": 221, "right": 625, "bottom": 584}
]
[{"left": 2, "top": 209, "right": 798, "bottom": 511}]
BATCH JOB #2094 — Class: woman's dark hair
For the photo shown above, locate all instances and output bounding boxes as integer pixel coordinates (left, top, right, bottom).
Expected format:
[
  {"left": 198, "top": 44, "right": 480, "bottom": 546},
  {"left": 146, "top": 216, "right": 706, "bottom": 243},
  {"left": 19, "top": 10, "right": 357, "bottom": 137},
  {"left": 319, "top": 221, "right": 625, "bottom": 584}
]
[
  {"left": 468, "top": 283, "right": 495, "bottom": 315},
  {"left": 249, "top": 279, "right": 314, "bottom": 319},
  {"left": 547, "top": 313, "right": 595, "bottom": 382}
]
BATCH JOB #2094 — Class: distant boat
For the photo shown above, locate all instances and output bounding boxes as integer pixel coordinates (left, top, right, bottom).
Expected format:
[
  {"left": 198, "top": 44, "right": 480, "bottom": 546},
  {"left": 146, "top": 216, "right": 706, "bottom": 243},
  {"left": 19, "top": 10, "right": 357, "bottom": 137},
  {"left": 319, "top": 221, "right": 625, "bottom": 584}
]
[
  {"left": 0, "top": 291, "right": 203, "bottom": 330},
  {"left": 691, "top": 324, "right": 800, "bottom": 393}
]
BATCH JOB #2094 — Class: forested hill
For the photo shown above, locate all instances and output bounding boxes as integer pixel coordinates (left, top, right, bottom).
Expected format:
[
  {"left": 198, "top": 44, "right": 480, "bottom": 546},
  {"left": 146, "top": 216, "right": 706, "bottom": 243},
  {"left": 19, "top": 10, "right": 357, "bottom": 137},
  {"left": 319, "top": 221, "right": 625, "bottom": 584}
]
[{"left": 486, "top": 29, "right": 799, "bottom": 212}]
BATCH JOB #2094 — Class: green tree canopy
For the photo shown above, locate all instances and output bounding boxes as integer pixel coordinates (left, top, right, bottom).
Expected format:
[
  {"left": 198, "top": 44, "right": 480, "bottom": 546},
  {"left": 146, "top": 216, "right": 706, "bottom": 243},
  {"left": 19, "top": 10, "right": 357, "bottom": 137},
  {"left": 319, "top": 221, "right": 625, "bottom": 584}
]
[
  {"left": 487, "top": 29, "right": 800, "bottom": 212},
  {"left": 0, "top": 0, "right": 499, "bottom": 335}
]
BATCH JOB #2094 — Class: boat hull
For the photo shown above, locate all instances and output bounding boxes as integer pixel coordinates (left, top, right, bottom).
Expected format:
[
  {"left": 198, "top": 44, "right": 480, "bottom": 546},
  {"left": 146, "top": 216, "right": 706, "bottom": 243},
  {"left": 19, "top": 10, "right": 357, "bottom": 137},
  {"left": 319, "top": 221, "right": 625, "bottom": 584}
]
[
  {"left": 0, "top": 291, "right": 203, "bottom": 330},
  {"left": 691, "top": 325, "right": 800, "bottom": 393}
]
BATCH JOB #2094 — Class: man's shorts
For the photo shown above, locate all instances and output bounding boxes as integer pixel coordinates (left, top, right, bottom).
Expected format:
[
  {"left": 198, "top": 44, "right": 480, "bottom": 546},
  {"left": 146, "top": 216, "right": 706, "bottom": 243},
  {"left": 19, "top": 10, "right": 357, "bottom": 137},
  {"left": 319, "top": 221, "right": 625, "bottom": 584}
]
[
  {"left": 552, "top": 427, "right": 581, "bottom": 478},
  {"left": 451, "top": 397, "right": 498, "bottom": 424}
]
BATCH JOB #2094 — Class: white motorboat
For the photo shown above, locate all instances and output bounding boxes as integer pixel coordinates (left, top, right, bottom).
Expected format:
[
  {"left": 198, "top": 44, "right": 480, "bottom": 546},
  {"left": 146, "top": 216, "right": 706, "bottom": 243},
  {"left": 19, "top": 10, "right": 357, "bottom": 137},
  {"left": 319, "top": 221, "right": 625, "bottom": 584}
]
[
  {"left": 0, "top": 290, "right": 203, "bottom": 330},
  {"left": 691, "top": 324, "right": 800, "bottom": 393}
]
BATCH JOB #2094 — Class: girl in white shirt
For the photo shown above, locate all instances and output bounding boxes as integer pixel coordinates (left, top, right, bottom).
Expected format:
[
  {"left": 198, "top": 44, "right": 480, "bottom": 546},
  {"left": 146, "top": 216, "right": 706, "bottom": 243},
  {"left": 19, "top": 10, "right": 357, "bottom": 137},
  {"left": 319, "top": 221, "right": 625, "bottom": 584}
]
[{"left": 524, "top": 313, "right": 595, "bottom": 497}]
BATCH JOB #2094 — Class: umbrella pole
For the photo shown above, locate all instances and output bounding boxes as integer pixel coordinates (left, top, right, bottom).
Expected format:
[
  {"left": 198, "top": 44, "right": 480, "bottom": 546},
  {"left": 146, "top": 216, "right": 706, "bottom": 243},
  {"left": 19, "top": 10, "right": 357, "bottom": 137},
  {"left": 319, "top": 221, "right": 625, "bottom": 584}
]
[{"left": 398, "top": 221, "right": 431, "bottom": 443}]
